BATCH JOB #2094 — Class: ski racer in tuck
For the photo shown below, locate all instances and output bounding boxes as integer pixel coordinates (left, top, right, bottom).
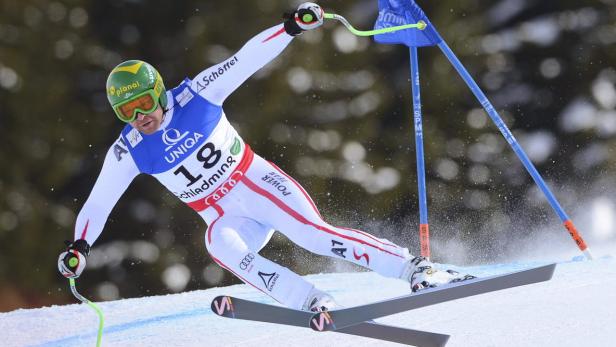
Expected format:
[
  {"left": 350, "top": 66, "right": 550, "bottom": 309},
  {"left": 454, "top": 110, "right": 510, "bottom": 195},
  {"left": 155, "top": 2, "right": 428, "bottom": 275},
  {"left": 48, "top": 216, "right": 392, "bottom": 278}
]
[{"left": 58, "top": 3, "right": 473, "bottom": 312}]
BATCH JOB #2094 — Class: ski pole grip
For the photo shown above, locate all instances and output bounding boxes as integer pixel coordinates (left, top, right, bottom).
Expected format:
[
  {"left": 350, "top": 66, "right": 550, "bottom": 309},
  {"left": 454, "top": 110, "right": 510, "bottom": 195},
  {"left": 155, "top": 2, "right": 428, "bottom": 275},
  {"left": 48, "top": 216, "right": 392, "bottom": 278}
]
[{"left": 68, "top": 256, "right": 79, "bottom": 268}]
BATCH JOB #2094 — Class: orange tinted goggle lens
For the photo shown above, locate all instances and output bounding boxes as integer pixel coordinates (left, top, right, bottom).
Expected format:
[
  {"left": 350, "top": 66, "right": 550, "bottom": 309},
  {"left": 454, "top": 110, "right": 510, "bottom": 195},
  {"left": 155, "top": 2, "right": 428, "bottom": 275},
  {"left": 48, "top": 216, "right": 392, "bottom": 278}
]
[{"left": 116, "top": 92, "right": 157, "bottom": 122}]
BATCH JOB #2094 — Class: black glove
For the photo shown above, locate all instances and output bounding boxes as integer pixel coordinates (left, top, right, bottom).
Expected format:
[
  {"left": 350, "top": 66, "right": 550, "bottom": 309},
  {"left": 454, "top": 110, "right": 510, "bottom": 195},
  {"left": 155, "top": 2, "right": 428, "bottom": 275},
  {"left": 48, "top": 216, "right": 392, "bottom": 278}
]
[
  {"left": 58, "top": 239, "right": 91, "bottom": 279},
  {"left": 284, "top": 2, "right": 325, "bottom": 36}
]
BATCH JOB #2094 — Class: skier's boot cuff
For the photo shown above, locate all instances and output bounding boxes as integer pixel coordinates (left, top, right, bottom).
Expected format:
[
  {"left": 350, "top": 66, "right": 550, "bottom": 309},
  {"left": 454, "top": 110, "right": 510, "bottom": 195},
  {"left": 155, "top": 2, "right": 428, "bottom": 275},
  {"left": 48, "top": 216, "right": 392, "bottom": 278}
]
[{"left": 302, "top": 287, "right": 338, "bottom": 312}]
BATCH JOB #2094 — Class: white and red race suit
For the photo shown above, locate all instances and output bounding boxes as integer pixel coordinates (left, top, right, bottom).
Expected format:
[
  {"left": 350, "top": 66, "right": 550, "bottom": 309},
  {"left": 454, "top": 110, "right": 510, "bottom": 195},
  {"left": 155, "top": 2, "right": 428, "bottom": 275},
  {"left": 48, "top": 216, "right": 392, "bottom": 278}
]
[{"left": 74, "top": 24, "right": 412, "bottom": 309}]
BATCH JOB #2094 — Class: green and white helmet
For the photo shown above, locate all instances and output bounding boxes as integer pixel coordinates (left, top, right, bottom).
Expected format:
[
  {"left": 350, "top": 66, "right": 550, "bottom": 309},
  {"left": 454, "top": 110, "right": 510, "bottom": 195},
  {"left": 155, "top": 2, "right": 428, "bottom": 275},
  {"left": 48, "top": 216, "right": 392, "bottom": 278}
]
[{"left": 106, "top": 60, "right": 168, "bottom": 122}]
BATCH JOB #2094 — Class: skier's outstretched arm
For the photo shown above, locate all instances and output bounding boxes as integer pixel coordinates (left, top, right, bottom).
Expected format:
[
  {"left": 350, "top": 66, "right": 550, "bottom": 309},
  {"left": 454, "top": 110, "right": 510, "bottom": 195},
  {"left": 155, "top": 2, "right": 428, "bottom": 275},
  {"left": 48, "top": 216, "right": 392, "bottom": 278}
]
[
  {"left": 58, "top": 137, "right": 139, "bottom": 278},
  {"left": 74, "top": 139, "right": 139, "bottom": 245},
  {"left": 191, "top": 2, "right": 324, "bottom": 105}
]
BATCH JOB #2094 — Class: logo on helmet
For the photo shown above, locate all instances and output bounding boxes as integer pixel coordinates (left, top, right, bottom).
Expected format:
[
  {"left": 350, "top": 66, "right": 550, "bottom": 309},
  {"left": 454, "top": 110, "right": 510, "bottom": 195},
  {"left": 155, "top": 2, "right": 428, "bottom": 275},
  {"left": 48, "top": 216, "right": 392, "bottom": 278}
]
[
  {"left": 108, "top": 81, "right": 141, "bottom": 98},
  {"left": 154, "top": 78, "right": 163, "bottom": 96},
  {"left": 145, "top": 64, "right": 156, "bottom": 84}
]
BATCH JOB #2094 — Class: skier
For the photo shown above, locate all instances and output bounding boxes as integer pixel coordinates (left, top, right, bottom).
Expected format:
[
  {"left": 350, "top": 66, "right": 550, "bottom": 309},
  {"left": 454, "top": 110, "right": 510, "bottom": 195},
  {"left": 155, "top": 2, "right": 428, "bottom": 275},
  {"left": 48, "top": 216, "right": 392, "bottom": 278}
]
[{"left": 58, "top": 2, "right": 472, "bottom": 312}]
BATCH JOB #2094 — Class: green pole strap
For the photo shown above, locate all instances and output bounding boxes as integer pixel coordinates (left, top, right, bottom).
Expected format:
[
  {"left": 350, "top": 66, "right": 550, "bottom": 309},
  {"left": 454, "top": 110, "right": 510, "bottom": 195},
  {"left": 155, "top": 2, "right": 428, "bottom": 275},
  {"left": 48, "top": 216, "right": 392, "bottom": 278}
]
[
  {"left": 69, "top": 278, "right": 104, "bottom": 347},
  {"left": 324, "top": 13, "right": 426, "bottom": 37}
]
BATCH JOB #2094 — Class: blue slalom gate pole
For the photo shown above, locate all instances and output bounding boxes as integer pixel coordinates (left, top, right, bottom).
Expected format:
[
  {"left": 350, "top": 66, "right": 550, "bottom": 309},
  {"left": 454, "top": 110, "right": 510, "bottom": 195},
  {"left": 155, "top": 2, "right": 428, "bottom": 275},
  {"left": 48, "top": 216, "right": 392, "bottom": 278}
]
[
  {"left": 409, "top": 46, "right": 431, "bottom": 259},
  {"left": 359, "top": 0, "right": 591, "bottom": 260},
  {"left": 437, "top": 41, "right": 593, "bottom": 260}
]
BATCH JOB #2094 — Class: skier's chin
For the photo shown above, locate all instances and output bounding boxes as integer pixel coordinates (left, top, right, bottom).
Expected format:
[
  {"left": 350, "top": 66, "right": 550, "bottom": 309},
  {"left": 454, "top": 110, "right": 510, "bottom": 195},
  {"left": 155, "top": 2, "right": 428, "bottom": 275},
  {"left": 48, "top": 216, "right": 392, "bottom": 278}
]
[
  {"left": 136, "top": 120, "right": 159, "bottom": 134},
  {"left": 131, "top": 113, "right": 162, "bottom": 134}
]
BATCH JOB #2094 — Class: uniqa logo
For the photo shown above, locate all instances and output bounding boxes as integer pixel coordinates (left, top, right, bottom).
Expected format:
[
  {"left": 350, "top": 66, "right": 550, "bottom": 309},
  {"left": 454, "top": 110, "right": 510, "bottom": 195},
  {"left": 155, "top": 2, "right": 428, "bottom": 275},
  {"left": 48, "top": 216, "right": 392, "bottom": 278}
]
[
  {"left": 162, "top": 128, "right": 189, "bottom": 150},
  {"left": 162, "top": 128, "right": 204, "bottom": 164}
]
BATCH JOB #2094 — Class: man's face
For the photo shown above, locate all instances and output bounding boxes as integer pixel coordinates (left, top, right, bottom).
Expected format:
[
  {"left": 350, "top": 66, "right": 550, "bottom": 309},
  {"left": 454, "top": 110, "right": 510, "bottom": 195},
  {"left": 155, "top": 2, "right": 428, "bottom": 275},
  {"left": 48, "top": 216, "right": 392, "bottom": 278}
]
[{"left": 129, "top": 105, "right": 164, "bottom": 134}]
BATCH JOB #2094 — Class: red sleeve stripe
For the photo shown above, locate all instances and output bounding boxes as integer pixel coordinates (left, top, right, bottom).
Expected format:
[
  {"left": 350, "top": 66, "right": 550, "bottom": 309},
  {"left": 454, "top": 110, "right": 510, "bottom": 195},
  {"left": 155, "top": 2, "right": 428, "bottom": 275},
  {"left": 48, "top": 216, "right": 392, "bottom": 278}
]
[
  {"left": 262, "top": 27, "right": 287, "bottom": 43},
  {"left": 79, "top": 219, "right": 90, "bottom": 240}
]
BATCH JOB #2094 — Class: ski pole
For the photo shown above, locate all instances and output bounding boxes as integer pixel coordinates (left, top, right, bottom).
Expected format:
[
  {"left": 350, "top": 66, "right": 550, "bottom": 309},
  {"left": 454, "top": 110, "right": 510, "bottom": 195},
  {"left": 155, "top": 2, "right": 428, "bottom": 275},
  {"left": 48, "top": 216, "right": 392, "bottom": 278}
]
[
  {"left": 436, "top": 40, "right": 593, "bottom": 260},
  {"left": 409, "top": 46, "right": 431, "bottom": 259},
  {"left": 319, "top": 10, "right": 431, "bottom": 256},
  {"left": 323, "top": 13, "right": 427, "bottom": 36},
  {"left": 320, "top": 11, "right": 431, "bottom": 256},
  {"left": 69, "top": 278, "right": 104, "bottom": 347}
]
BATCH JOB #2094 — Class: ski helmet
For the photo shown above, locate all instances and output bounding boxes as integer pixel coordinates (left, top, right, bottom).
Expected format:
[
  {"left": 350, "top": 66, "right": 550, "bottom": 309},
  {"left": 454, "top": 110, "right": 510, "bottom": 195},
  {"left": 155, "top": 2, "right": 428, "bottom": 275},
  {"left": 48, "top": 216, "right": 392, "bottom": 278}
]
[{"left": 106, "top": 60, "right": 168, "bottom": 120}]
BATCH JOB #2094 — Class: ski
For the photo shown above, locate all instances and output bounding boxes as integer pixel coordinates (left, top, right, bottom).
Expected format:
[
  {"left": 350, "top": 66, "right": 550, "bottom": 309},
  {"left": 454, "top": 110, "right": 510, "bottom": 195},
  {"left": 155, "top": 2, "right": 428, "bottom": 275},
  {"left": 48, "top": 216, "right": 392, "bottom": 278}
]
[
  {"left": 211, "top": 295, "right": 450, "bottom": 347},
  {"left": 309, "top": 263, "right": 556, "bottom": 332}
]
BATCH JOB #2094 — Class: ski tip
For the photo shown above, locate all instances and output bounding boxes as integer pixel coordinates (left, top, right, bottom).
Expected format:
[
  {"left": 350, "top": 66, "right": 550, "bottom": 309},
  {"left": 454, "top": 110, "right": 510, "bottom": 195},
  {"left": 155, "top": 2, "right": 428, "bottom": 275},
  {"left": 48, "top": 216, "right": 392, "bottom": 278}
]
[
  {"left": 441, "top": 334, "right": 451, "bottom": 347},
  {"left": 541, "top": 263, "right": 557, "bottom": 280},
  {"left": 424, "top": 333, "right": 450, "bottom": 347},
  {"left": 211, "top": 295, "right": 235, "bottom": 318},
  {"left": 309, "top": 311, "right": 336, "bottom": 332}
]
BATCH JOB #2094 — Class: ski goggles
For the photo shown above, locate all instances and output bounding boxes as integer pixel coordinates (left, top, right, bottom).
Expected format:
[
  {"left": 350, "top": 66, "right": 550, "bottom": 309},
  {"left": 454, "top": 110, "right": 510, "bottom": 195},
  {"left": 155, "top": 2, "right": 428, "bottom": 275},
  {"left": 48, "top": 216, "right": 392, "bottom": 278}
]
[{"left": 112, "top": 89, "right": 160, "bottom": 123}]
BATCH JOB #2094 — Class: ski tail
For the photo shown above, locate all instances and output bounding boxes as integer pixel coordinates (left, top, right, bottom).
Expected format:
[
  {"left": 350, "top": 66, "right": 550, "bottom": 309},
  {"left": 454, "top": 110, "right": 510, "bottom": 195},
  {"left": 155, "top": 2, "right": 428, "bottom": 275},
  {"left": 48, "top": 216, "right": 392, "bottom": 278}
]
[
  {"left": 211, "top": 295, "right": 450, "bottom": 346},
  {"left": 211, "top": 296, "right": 235, "bottom": 318}
]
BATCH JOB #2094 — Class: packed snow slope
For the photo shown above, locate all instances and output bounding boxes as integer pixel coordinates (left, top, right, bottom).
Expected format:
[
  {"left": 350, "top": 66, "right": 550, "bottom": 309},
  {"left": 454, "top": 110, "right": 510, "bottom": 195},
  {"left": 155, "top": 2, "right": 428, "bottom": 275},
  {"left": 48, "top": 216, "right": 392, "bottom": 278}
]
[{"left": 2, "top": 256, "right": 615, "bottom": 347}]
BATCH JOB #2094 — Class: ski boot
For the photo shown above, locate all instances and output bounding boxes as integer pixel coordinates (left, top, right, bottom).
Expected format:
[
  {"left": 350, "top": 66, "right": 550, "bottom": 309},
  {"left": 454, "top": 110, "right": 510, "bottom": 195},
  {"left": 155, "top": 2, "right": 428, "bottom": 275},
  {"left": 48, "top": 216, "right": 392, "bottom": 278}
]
[
  {"left": 401, "top": 256, "right": 476, "bottom": 292},
  {"left": 302, "top": 287, "right": 339, "bottom": 312}
]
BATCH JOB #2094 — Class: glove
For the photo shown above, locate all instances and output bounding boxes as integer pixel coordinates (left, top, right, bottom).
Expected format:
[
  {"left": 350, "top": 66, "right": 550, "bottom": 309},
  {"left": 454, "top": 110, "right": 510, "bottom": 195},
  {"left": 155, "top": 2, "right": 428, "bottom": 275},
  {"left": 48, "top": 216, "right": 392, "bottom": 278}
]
[
  {"left": 58, "top": 239, "right": 91, "bottom": 279},
  {"left": 283, "top": 2, "right": 325, "bottom": 36}
]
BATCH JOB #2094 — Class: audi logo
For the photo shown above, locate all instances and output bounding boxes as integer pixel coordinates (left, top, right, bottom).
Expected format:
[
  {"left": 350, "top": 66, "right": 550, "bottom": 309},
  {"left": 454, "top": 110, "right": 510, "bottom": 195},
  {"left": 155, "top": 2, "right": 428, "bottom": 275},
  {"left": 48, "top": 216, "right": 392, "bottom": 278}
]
[
  {"left": 239, "top": 253, "right": 255, "bottom": 270},
  {"left": 203, "top": 171, "right": 244, "bottom": 206}
]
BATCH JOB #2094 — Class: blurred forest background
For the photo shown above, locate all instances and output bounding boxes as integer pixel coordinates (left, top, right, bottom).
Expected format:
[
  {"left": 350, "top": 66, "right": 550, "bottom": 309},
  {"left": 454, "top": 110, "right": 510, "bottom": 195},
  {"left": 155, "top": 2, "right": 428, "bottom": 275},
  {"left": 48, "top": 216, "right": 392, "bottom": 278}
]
[{"left": 1, "top": 0, "right": 616, "bottom": 312}]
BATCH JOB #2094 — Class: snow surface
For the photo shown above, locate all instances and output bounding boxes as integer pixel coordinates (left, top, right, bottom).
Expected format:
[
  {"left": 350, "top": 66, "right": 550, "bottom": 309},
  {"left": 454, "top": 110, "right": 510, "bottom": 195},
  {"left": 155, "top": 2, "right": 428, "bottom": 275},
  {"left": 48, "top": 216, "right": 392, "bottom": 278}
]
[{"left": 2, "top": 256, "right": 615, "bottom": 347}]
